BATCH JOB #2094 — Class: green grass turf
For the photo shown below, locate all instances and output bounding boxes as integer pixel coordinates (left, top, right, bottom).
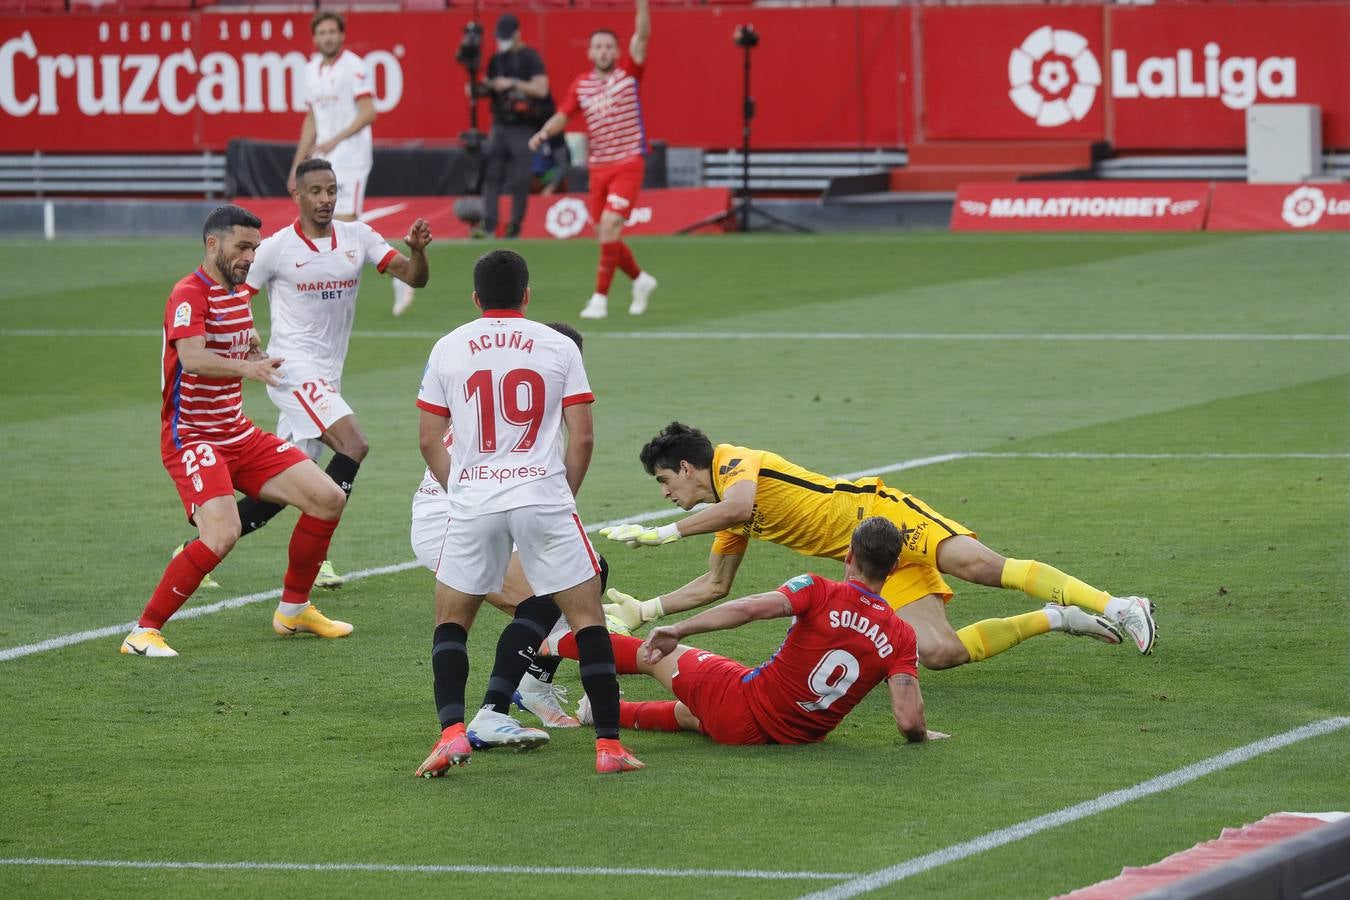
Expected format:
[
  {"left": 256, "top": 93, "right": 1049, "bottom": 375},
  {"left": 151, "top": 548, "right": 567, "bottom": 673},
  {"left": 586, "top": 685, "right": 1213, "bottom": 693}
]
[{"left": 0, "top": 232, "right": 1346, "bottom": 897}]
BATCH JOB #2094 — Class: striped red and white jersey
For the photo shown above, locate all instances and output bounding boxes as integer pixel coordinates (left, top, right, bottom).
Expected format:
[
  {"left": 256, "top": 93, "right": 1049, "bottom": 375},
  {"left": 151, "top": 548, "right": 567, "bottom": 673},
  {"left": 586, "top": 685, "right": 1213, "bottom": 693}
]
[
  {"left": 160, "top": 267, "right": 258, "bottom": 454},
  {"left": 559, "top": 55, "right": 647, "bottom": 166}
]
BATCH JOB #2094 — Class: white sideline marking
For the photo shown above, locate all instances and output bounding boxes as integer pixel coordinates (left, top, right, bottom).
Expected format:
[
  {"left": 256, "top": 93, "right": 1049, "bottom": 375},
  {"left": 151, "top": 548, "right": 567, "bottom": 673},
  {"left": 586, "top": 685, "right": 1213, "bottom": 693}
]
[
  {"left": 0, "top": 508, "right": 676, "bottom": 664},
  {"left": 802, "top": 716, "right": 1350, "bottom": 900},
  {"left": 0, "top": 857, "right": 855, "bottom": 881},
  {"left": 3, "top": 328, "right": 1348, "bottom": 343},
  {"left": 1, "top": 449, "right": 1340, "bottom": 664}
]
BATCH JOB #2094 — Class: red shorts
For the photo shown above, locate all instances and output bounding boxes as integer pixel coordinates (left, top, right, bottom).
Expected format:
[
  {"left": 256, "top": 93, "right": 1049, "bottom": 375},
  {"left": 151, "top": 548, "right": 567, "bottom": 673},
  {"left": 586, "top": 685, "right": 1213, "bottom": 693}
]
[
  {"left": 162, "top": 428, "right": 311, "bottom": 523},
  {"left": 670, "top": 650, "right": 771, "bottom": 746},
  {"left": 587, "top": 155, "right": 645, "bottom": 224}
]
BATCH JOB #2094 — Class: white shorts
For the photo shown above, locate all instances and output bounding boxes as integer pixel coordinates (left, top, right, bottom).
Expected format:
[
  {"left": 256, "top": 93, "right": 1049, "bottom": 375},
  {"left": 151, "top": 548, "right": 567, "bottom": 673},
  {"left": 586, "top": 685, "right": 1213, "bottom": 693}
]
[
  {"left": 411, "top": 482, "right": 449, "bottom": 572},
  {"left": 435, "top": 504, "right": 601, "bottom": 597},
  {"left": 333, "top": 164, "right": 370, "bottom": 218},
  {"left": 267, "top": 364, "right": 354, "bottom": 453}
]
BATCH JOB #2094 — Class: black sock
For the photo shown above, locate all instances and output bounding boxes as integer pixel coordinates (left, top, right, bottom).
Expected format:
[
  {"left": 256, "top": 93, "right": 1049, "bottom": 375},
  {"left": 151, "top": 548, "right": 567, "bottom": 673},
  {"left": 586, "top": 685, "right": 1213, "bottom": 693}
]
[
  {"left": 432, "top": 622, "right": 469, "bottom": 729},
  {"left": 526, "top": 654, "right": 563, "bottom": 684},
  {"left": 324, "top": 452, "right": 361, "bottom": 497},
  {"left": 575, "top": 625, "right": 620, "bottom": 740},
  {"left": 480, "top": 595, "right": 561, "bottom": 714},
  {"left": 236, "top": 496, "right": 285, "bottom": 536},
  {"left": 598, "top": 553, "right": 610, "bottom": 592}
]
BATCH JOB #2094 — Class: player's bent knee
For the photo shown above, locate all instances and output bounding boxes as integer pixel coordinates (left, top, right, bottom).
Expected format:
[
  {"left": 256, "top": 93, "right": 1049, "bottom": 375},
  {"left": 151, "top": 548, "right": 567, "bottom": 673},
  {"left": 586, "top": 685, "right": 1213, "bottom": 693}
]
[
  {"left": 674, "top": 702, "right": 700, "bottom": 732},
  {"left": 310, "top": 482, "right": 346, "bottom": 520},
  {"left": 200, "top": 527, "right": 240, "bottom": 559}
]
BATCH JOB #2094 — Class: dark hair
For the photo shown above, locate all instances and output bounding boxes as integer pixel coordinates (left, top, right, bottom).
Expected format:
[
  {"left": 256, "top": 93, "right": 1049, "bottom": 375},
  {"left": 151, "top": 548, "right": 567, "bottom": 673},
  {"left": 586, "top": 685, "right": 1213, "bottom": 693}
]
[
  {"left": 311, "top": 10, "right": 344, "bottom": 33},
  {"left": 473, "top": 249, "right": 529, "bottom": 310},
  {"left": 545, "top": 321, "right": 583, "bottom": 353},
  {"left": 202, "top": 204, "right": 261, "bottom": 245},
  {"left": 590, "top": 29, "right": 619, "bottom": 42},
  {"left": 294, "top": 158, "right": 335, "bottom": 185},
  {"left": 639, "top": 422, "right": 714, "bottom": 475},
  {"left": 850, "top": 517, "right": 902, "bottom": 583}
]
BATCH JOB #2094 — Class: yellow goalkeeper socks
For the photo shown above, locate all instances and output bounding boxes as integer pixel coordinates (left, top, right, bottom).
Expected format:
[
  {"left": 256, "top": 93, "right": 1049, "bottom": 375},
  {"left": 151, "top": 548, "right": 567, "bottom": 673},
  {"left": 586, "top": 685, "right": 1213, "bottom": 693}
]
[
  {"left": 956, "top": 610, "right": 1052, "bottom": 663},
  {"left": 1000, "top": 558, "right": 1111, "bottom": 615}
]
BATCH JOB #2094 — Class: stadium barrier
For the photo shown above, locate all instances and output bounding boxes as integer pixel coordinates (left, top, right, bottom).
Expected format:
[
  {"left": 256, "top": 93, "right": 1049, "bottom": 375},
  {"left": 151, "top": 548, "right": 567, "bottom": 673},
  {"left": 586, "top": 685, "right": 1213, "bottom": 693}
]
[
  {"left": 1134, "top": 815, "right": 1350, "bottom": 900},
  {"left": 3, "top": 4, "right": 1349, "bottom": 154},
  {"left": 951, "top": 181, "right": 1350, "bottom": 232},
  {"left": 236, "top": 188, "right": 732, "bottom": 239}
]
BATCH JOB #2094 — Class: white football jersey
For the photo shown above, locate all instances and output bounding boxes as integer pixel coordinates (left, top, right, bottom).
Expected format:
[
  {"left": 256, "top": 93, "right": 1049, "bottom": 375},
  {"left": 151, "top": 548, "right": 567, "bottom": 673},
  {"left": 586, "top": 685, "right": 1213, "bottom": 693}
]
[
  {"left": 304, "top": 49, "right": 374, "bottom": 171},
  {"left": 417, "top": 312, "right": 594, "bottom": 517},
  {"left": 246, "top": 219, "right": 397, "bottom": 383}
]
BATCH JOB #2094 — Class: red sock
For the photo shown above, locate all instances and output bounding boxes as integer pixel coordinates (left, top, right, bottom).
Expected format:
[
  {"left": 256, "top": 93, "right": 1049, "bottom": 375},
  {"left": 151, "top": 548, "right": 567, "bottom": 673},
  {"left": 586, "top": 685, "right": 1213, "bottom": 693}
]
[
  {"left": 596, "top": 241, "right": 621, "bottom": 295},
  {"left": 139, "top": 540, "right": 221, "bottom": 629},
  {"left": 620, "top": 700, "right": 682, "bottom": 732},
  {"left": 556, "top": 631, "right": 641, "bottom": 674},
  {"left": 281, "top": 513, "right": 340, "bottom": 605},
  {"left": 615, "top": 241, "right": 641, "bottom": 279}
]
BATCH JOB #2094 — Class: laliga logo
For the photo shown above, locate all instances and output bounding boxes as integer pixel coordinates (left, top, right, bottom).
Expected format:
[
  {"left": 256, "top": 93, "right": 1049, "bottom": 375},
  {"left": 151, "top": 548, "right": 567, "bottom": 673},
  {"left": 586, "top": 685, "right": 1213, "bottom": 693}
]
[
  {"left": 1281, "top": 186, "right": 1326, "bottom": 228},
  {"left": 1009, "top": 27, "right": 1101, "bottom": 127},
  {"left": 544, "top": 198, "right": 590, "bottom": 239}
]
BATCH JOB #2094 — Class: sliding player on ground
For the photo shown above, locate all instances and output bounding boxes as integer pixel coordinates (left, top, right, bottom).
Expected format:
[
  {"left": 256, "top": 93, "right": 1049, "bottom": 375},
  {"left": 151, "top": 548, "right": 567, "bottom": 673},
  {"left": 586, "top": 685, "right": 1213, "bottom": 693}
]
[
  {"left": 551, "top": 518, "right": 944, "bottom": 746},
  {"left": 601, "top": 422, "right": 1157, "bottom": 668}
]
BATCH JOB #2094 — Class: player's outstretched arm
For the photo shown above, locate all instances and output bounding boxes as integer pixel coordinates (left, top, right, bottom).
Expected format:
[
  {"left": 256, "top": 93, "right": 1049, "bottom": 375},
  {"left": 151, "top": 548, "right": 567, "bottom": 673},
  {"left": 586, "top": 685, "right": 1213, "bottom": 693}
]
[
  {"left": 176, "top": 336, "right": 282, "bottom": 386},
  {"left": 600, "top": 480, "right": 755, "bottom": 548},
  {"left": 643, "top": 589, "right": 790, "bottom": 663},
  {"left": 385, "top": 218, "right": 433, "bottom": 288},
  {"left": 630, "top": 0, "right": 651, "bottom": 64},
  {"left": 419, "top": 408, "right": 452, "bottom": 490}
]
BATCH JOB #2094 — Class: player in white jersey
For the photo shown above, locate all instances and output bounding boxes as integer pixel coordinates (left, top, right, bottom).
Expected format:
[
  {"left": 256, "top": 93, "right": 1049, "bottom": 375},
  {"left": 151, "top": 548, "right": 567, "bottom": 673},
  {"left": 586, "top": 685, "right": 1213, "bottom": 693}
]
[
  {"left": 410, "top": 321, "right": 619, "bottom": 729},
  {"left": 413, "top": 250, "right": 643, "bottom": 777},
  {"left": 289, "top": 11, "right": 416, "bottom": 317},
  {"left": 174, "top": 158, "right": 430, "bottom": 586}
]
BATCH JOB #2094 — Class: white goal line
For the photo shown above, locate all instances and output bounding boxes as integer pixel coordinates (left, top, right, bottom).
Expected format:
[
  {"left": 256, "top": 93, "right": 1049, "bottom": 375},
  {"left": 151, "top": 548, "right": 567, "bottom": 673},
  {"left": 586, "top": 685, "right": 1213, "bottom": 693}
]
[{"left": 0, "top": 449, "right": 1341, "bottom": 665}]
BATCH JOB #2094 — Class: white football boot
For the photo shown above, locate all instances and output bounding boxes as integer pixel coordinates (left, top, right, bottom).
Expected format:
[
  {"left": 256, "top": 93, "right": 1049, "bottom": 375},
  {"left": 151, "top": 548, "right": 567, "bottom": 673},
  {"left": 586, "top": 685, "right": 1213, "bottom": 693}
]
[{"left": 629, "top": 272, "right": 658, "bottom": 315}]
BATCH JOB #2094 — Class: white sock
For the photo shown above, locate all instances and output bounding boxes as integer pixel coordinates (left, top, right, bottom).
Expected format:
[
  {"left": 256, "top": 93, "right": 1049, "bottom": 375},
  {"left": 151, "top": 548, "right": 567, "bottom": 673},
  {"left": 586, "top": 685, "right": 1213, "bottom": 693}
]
[
  {"left": 131, "top": 625, "right": 155, "bottom": 635},
  {"left": 1043, "top": 605, "right": 1065, "bottom": 630},
  {"left": 277, "top": 601, "right": 309, "bottom": 617},
  {"left": 1104, "top": 597, "right": 1131, "bottom": 621}
]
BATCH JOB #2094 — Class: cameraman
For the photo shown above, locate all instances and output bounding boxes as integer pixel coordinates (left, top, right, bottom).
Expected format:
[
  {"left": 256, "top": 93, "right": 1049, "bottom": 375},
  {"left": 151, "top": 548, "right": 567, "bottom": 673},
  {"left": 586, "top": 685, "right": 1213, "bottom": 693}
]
[{"left": 477, "top": 14, "right": 552, "bottom": 239}]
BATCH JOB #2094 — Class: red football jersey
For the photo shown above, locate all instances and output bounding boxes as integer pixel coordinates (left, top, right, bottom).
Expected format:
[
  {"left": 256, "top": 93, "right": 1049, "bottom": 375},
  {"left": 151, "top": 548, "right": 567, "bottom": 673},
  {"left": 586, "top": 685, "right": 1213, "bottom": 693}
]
[
  {"left": 558, "top": 54, "right": 647, "bottom": 166},
  {"left": 160, "top": 267, "right": 258, "bottom": 454},
  {"left": 744, "top": 574, "right": 919, "bottom": 744}
]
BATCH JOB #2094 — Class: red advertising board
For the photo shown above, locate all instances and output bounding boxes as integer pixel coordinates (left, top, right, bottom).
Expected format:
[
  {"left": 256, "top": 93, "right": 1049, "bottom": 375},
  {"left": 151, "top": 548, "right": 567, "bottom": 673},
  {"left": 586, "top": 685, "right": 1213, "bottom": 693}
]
[
  {"left": 920, "top": 6, "right": 1105, "bottom": 141},
  {"left": 0, "top": 6, "right": 910, "bottom": 153},
  {"left": 950, "top": 181, "right": 1210, "bottom": 231},
  {"left": 236, "top": 187, "right": 731, "bottom": 241},
  {"left": 1208, "top": 183, "right": 1350, "bottom": 231},
  {"left": 1108, "top": 5, "right": 1350, "bottom": 149}
]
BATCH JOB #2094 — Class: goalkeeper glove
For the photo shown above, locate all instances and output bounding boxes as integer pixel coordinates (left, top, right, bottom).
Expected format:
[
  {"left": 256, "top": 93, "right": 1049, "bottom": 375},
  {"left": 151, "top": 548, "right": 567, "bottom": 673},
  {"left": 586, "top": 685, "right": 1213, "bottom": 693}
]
[
  {"left": 599, "top": 522, "right": 681, "bottom": 548},
  {"left": 604, "top": 588, "right": 665, "bottom": 629}
]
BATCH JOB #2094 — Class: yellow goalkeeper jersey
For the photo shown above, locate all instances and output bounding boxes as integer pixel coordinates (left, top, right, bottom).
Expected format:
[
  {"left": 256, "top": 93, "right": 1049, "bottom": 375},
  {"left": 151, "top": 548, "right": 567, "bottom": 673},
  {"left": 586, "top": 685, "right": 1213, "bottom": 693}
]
[{"left": 709, "top": 444, "right": 895, "bottom": 561}]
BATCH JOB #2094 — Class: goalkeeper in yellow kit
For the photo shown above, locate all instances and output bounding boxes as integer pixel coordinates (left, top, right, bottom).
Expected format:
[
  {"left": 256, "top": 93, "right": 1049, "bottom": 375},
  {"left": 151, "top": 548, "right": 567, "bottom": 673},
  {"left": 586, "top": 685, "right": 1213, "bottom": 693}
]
[{"left": 600, "top": 422, "right": 1156, "bottom": 668}]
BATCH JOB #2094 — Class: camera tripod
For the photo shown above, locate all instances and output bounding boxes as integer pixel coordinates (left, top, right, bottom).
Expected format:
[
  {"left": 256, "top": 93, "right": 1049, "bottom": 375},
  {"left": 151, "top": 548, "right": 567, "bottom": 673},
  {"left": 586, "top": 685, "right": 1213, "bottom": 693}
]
[{"left": 680, "top": 26, "right": 811, "bottom": 235}]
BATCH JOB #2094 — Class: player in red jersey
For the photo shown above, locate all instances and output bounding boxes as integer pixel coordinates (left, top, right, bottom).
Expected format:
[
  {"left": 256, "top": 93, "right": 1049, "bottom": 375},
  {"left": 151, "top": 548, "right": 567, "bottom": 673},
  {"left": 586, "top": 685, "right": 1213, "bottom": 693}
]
[
  {"left": 528, "top": 0, "right": 658, "bottom": 321},
  {"left": 548, "top": 517, "right": 946, "bottom": 745},
  {"left": 121, "top": 205, "right": 352, "bottom": 658}
]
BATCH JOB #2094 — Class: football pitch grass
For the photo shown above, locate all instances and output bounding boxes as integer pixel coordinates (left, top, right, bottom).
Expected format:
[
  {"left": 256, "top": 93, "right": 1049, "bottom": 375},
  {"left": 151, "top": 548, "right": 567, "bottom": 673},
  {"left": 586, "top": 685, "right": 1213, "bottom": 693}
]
[{"left": 0, "top": 232, "right": 1346, "bottom": 898}]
